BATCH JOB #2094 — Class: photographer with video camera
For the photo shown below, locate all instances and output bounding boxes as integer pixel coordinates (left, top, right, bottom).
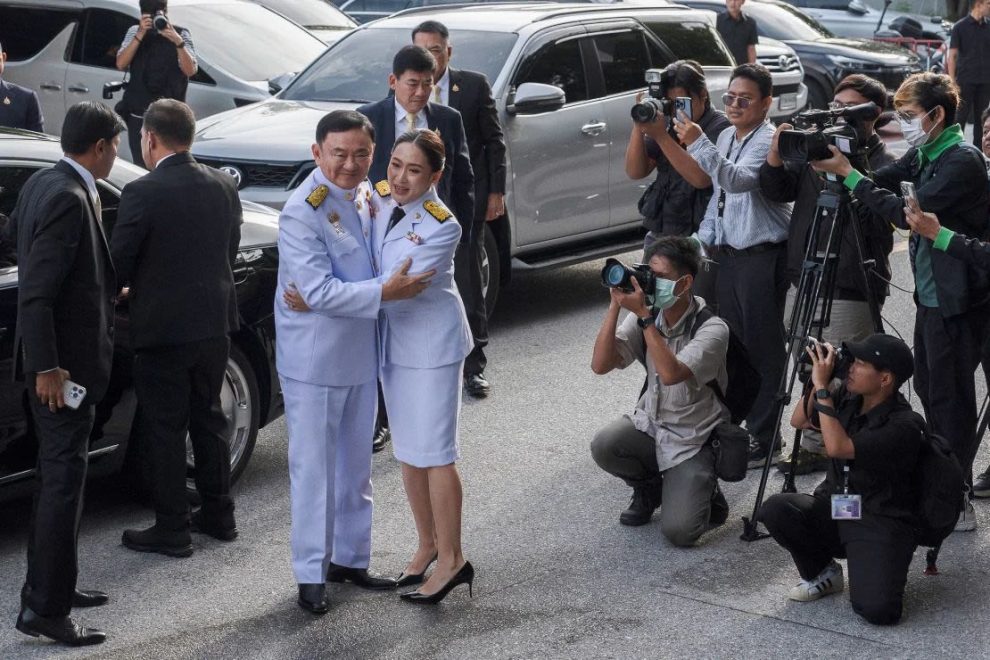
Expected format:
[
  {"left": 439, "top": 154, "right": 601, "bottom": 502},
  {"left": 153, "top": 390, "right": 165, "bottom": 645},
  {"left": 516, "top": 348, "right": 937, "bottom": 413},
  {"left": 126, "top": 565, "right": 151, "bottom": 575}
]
[
  {"left": 115, "top": 0, "right": 197, "bottom": 169},
  {"left": 590, "top": 237, "right": 731, "bottom": 547},
  {"left": 813, "top": 72, "right": 990, "bottom": 531},
  {"left": 759, "top": 75, "right": 896, "bottom": 475},
  {"left": 626, "top": 61, "right": 730, "bottom": 256},
  {"left": 759, "top": 335, "right": 925, "bottom": 625}
]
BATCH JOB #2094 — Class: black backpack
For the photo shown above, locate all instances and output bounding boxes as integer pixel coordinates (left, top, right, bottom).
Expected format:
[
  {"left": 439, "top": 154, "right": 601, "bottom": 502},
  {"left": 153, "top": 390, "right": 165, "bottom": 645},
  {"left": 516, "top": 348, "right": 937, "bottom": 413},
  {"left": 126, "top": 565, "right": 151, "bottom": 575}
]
[
  {"left": 913, "top": 430, "right": 964, "bottom": 549},
  {"left": 691, "top": 307, "right": 761, "bottom": 424}
]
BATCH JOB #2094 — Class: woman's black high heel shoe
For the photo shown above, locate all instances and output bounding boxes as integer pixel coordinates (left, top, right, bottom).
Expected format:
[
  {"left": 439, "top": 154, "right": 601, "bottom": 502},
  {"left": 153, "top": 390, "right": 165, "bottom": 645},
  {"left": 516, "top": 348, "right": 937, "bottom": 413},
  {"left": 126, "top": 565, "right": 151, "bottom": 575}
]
[
  {"left": 395, "top": 554, "right": 438, "bottom": 588},
  {"left": 399, "top": 561, "right": 474, "bottom": 604}
]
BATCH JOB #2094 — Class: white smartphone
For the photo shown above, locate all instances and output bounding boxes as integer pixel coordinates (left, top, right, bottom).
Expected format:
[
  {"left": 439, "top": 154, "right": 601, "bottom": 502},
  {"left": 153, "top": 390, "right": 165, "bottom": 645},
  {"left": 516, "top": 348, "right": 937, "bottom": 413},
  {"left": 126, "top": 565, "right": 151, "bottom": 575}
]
[
  {"left": 62, "top": 379, "right": 87, "bottom": 410},
  {"left": 900, "top": 181, "right": 918, "bottom": 207},
  {"left": 674, "top": 96, "right": 692, "bottom": 123}
]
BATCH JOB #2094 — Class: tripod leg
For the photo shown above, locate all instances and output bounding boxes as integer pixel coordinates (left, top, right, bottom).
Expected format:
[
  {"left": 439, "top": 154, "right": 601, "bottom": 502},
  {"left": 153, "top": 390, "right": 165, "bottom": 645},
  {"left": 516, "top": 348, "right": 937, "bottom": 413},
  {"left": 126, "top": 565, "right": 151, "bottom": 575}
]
[{"left": 780, "top": 427, "right": 803, "bottom": 494}]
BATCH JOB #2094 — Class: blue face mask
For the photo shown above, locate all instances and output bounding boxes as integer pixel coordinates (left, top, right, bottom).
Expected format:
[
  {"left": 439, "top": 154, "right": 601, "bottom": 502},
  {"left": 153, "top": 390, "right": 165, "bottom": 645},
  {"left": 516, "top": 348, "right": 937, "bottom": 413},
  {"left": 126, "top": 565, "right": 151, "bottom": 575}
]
[{"left": 652, "top": 275, "right": 687, "bottom": 311}]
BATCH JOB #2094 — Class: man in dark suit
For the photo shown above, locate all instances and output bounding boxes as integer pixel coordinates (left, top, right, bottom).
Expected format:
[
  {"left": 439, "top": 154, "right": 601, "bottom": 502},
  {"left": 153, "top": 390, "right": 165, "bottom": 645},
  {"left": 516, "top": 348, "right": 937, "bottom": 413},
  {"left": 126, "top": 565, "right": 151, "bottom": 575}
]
[
  {"left": 359, "top": 45, "right": 474, "bottom": 451},
  {"left": 9, "top": 101, "right": 123, "bottom": 646},
  {"left": 0, "top": 41, "right": 45, "bottom": 132},
  {"left": 112, "top": 99, "right": 242, "bottom": 556},
  {"left": 413, "top": 21, "right": 507, "bottom": 398}
]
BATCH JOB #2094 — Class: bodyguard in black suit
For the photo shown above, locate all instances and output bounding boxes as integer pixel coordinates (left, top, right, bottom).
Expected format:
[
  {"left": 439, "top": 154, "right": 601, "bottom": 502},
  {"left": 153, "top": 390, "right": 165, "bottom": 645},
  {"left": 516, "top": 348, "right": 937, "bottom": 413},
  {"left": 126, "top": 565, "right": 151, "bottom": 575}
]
[
  {"left": 0, "top": 43, "right": 45, "bottom": 132},
  {"left": 112, "top": 99, "right": 242, "bottom": 557},
  {"left": 413, "top": 21, "right": 508, "bottom": 396},
  {"left": 9, "top": 102, "right": 124, "bottom": 646}
]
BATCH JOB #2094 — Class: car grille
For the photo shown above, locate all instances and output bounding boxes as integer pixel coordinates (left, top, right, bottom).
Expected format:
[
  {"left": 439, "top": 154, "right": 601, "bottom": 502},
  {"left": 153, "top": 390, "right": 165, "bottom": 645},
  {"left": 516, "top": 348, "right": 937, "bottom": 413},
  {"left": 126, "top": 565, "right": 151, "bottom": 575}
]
[
  {"left": 872, "top": 67, "right": 919, "bottom": 91},
  {"left": 197, "top": 158, "right": 313, "bottom": 190},
  {"left": 774, "top": 83, "right": 801, "bottom": 96},
  {"left": 758, "top": 54, "right": 802, "bottom": 74}
]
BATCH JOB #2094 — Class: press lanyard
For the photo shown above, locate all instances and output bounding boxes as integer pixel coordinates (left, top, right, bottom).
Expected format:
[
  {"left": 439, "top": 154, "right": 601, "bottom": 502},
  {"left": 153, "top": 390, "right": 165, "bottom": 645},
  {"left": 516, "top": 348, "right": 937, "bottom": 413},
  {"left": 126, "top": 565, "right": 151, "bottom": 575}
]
[{"left": 715, "top": 124, "right": 762, "bottom": 222}]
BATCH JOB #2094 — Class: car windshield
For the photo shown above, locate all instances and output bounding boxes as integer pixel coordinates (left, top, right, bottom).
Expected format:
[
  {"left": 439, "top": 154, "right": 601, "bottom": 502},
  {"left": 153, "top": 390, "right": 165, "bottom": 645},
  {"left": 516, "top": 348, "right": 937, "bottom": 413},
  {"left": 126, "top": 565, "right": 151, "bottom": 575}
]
[
  {"left": 746, "top": 3, "right": 834, "bottom": 40},
  {"left": 256, "top": 0, "right": 355, "bottom": 30},
  {"left": 284, "top": 27, "right": 517, "bottom": 102},
  {"left": 168, "top": 3, "right": 327, "bottom": 82}
]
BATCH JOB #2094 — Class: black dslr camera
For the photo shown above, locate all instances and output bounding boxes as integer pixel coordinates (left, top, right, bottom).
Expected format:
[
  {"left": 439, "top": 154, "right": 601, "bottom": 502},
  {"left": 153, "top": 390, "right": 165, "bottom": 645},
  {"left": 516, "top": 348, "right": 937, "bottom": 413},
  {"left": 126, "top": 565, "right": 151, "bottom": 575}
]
[
  {"left": 601, "top": 258, "right": 657, "bottom": 296},
  {"left": 798, "top": 338, "right": 854, "bottom": 380},
  {"left": 630, "top": 68, "right": 691, "bottom": 124},
  {"left": 153, "top": 10, "right": 170, "bottom": 31},
  {"left": 777, "top": 102, "right": 881, "bottom": 165}
]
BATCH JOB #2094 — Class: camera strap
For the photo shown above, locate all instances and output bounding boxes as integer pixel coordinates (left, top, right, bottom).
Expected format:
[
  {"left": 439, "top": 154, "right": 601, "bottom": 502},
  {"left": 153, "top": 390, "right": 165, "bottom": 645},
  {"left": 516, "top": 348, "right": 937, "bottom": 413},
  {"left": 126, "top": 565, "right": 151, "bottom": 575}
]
[{"left": 714, "top": 126, "right": 762, "bottom": 243}]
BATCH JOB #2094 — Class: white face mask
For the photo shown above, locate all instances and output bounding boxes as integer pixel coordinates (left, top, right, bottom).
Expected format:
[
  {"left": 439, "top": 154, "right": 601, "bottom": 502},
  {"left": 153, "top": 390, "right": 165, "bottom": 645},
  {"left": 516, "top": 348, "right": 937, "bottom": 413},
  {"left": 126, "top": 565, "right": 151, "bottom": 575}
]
[{"left": 898, "top": 108, "right": 936, "bottom": 148}]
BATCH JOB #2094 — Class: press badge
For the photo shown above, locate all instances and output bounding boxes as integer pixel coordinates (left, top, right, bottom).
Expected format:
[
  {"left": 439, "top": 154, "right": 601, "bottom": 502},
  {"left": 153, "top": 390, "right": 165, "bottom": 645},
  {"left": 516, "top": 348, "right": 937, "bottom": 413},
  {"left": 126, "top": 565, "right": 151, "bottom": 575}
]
[{"left": 831, "top": 494, "right": 862, "bottom": 520}]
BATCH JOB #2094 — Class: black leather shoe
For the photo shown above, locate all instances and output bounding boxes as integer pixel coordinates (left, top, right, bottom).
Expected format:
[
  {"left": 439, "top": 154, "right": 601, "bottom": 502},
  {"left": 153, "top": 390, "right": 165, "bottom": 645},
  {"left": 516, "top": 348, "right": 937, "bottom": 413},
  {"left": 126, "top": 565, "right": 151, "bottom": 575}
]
[
  {"left": 396, "top": 554, "right": 438, "bottom": 588},
  {"left": 297, "top": 583, "right": 329, "bottom": 615},
  {"left": 619, "top": 486, "right": 661, "bottom": 526},
  {"left": 372, "top": 426, "right": 391, "bottom": 453},
  {"left": 122, "top": 525, "right": 193, "bottom": 558},
  {"left": 708, "top": 485, "right": 729, "bottom": 528},
  {"left": 191, "top": 509, "right": 238, "bottom": 541},
  {"left": 16, "top": 607, "right": 106, "bottom": 646},
  {"left": 400, "top": 561, "right": 474, "bottom": 604},
  {"left": 72, "top": 589, "right": 109, "bottom": 608},
  {"left": 464, "top": 373, "right": 491, "bottom": 398},
  {"left": 327, "top": 563, "right": 397, "bottom": 590}
]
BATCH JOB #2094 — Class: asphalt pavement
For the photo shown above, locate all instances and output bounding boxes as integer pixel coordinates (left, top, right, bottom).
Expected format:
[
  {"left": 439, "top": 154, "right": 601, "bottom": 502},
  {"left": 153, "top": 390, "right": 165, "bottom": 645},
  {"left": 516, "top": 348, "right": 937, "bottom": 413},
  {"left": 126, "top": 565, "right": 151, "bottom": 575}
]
[{"left": 1, "top": 224, "right": 989, "bottom": 658}]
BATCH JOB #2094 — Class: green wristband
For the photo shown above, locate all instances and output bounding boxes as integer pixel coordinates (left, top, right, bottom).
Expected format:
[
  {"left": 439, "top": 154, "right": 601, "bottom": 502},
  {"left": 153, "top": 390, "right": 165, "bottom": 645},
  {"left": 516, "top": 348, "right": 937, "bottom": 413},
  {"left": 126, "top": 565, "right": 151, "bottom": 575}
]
[
  {"left": 932, "top": 226, "right": 955, "bottom": 251},
  {"left": 843, "top": 169, "right": 864, "bottom": 191}
]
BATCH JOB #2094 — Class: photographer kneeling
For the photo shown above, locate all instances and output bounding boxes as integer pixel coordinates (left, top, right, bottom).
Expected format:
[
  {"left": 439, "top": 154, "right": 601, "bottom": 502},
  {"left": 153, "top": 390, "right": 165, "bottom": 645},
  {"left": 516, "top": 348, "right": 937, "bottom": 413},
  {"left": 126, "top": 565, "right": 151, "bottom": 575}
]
[
  {"left": 759, "top": 74, "right": 896, "bottom": 475},
  {"left": 590, "top": 237, "right": 730, "bottom": 546},
  {"left": 759, "top": 335, "right": 925, "bottom": 625}
]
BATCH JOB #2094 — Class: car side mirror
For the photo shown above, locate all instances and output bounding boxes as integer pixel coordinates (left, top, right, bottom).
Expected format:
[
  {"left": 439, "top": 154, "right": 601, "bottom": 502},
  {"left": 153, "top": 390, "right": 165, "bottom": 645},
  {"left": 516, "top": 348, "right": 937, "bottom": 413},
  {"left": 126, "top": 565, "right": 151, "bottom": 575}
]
[
  {"left": 268, "top": 72, "right": 297, "bottom": 95},
  {"left": 507, "top": 83, "right": 566, "bottom": 116}
]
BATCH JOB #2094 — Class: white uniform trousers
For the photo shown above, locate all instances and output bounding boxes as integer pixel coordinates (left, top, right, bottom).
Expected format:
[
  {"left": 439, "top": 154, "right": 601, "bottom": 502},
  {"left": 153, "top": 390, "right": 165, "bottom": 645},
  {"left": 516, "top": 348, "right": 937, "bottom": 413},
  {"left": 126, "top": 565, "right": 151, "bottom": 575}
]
[{"left": 281, "top": 375, "right": 377, "bottom": 584}]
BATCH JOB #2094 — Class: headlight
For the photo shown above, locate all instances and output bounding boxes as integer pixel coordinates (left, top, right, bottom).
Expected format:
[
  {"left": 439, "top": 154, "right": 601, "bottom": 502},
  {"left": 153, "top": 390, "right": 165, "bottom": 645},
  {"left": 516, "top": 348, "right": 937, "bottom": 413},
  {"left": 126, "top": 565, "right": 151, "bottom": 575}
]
[{"left": 826, "top": 55, "right": 881, "bottom": 73}]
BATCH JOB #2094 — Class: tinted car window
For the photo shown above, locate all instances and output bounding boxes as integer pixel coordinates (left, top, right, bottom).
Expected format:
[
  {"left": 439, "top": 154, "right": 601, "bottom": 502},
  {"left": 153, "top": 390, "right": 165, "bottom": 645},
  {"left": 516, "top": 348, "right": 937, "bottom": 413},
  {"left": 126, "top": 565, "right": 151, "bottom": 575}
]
[
  {"left": 645, "top": 21, "right": 733, "bottom": 67},
  {"left": 0, "top": 165, "right": 43, "bottom": 216},
  {"left": 255, "top": 0, "right": 355, "bottom": 27},
  {"left": 515, "top": 38, "right": 588, "bottom": 104},
  {"left": 594, "top": 32, "right": 652, "bottom": 97},
  {"left": 284, "top": 28, "right": 517, "bottom": 102},
  {"left": 167, "top": 3, "right": 326, "bottom": 82},
  {"left": 0, "top": 7, "right": 77, "bottom": 61},
  {"left": 741, "top": 2, "right": 834, "bottom": 40},
  {"left": 70, "top": 9, "right": 135, "bottom": 69}
]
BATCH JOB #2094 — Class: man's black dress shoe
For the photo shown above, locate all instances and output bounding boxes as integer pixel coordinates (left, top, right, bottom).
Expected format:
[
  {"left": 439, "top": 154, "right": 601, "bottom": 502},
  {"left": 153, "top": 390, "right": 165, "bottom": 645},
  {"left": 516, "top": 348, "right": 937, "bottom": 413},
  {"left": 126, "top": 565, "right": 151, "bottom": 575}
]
[
  {"left": 122, "top": 525, "right": 193, "bottom": 557},
  {"left": 464, "top": 373, "right": 491, "bottom": 398},
  {"left": 191, "top": 509, "right": 238, "bottom": 541},
  {"left": 372, "top": 426, "right": 391, "bottom": 453},
  {"left": 72, "top": 590, "right": 109, "bottom": 608},
  {"left": 326, "top": 563, "right": 397, "bottom": 590},
  {"left": 297, "top": 583, "right": 329, "bottom": 614},
  {"left": 16, "top": 607, "right": 106, "bottom": 646},
  {"left": 400, "top": 561, "right": 475, "bottom": 604}
]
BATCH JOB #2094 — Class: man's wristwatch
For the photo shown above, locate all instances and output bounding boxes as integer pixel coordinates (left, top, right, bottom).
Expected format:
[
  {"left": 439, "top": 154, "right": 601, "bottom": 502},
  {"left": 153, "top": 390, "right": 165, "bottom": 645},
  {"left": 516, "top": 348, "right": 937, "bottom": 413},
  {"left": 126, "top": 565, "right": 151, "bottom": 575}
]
[
  {"left": 636, "top": 314, "right": 656, "bottom": 329},
  {"left": 815, "top": 388, "right": 832, "bottom": 400}
]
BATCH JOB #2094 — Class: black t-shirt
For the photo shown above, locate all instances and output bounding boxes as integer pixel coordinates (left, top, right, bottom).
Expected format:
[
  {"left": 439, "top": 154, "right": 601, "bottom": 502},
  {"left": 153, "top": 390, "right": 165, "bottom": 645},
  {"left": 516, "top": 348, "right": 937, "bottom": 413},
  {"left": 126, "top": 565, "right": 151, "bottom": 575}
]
[
  {"left": 716, "top": 11, "right": 759, "bottom": 66},
  {"left": 950, "top": 15, "right": 990, "bottom": 84},
  {"left": 811, "top": 387, "right": 926, "bottom": 526}
]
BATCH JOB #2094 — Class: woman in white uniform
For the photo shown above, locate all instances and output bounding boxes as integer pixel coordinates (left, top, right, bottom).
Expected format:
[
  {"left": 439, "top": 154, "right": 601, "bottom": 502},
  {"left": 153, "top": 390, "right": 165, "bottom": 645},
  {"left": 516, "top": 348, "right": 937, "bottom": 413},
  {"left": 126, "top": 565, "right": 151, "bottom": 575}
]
[{"left": 376, "top": 129, "right": 475, "bottom": 604}]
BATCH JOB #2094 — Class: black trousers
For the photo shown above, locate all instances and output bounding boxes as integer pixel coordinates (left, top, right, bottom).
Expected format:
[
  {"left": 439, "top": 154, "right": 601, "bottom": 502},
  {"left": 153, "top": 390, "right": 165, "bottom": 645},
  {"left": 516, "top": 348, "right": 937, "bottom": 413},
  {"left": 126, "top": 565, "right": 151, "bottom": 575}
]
[
  {"left": 715, "top": 244, "right": 788, "bottom": 446},
  {"left": 914, "top": 306, "right": 985, "bottom": 480},
  {"left": 22, "top": 384, "right": 95, "bottom": 618},
  {"left": 759, "top": 493, "right": 916, "bottom": 625},
  {"left": 958, "top": 83, "right": 990, "bottom": 149},
  {"left": 456, "top": 191, "right": 491, "bottom": 376},
  {"left": 133, "top": 336, "right": 232, "bottom": 529},
  {"left": 126, "top": 113, "right": 147, "bottom": 170}
]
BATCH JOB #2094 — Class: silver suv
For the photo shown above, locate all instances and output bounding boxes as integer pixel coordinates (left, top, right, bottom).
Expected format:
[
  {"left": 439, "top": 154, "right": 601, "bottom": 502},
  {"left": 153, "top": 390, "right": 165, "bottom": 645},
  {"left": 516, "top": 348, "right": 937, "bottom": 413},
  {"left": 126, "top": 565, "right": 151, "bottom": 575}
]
[
  {"left": 191, "top": 3, "right": 785, "bottom": 307},
  {"left": 0, "top": 0, "right": 326, "bottom": 161}
]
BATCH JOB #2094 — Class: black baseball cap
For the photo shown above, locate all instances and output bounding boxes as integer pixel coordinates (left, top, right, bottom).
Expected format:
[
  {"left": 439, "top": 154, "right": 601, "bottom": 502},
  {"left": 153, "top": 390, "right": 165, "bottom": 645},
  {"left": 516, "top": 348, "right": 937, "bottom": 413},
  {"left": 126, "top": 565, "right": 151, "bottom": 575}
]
[{"left": 842, "top": 334, "right": 914, "bottom": 384}]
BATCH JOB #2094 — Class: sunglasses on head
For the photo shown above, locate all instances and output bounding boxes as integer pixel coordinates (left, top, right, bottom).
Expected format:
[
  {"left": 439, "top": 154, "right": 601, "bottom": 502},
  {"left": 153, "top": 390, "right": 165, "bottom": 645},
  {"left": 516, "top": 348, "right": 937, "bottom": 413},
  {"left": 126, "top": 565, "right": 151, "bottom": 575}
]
[{"left": 721, "top": 94, "right": 753, "bottom": 109}]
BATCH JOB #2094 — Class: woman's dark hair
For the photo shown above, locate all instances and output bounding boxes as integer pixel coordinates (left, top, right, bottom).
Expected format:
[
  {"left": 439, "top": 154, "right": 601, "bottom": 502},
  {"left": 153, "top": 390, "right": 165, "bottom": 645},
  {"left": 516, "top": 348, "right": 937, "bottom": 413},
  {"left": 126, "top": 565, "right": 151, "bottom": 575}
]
[
  {"left": 644, "top": 236, "right": 701, "bottom": 278},
  {"left": 729, "top": 63, "right": 773, "bottom": 99},
  {"left": 393, "top": 129, "right": 445, "bottom": 173},
  {"left": 315, "top": 110, "right": 375, "bottom": 144},
  {"left": 664, "top": 60, "right": 709, "bottom": 108},
  {"left": 60, "top": 101, "right": 126, "bottom": 155},
  {"left": 392, "top": 45, "right": 436, "bottom": 78},
  {"left": 893, "top": 72, "right": 960, "bottom": 125},
  {"left": 834, "top": 74, "right": 888, "bottom": 111}
]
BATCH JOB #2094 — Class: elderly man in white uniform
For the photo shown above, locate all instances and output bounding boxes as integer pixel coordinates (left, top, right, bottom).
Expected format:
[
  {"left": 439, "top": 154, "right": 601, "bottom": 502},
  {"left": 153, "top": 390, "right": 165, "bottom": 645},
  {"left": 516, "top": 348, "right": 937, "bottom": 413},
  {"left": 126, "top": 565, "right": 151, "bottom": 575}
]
[{"left": 275, "top": 110, "right": 433, "bottom": 614}]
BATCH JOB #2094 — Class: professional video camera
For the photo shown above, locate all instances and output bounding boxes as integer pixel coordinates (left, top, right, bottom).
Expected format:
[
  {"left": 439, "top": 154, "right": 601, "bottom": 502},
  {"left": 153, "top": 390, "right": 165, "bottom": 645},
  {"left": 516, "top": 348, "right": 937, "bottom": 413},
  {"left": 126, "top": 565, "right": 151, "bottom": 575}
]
[
  {"left": 630, "top": 68, "right": 691, "bottom": 124},
  {"left": 601, "top": 258, "right": 656, "bottom": 296},
  {"left": 777, "top": 102, "right": 881, "bottom": 165}
]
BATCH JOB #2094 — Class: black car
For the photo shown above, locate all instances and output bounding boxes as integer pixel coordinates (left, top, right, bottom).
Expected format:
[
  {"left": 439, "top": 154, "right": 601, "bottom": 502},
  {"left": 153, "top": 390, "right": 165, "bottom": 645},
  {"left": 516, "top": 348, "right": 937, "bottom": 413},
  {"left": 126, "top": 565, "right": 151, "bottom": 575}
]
[
  {"left": 0, "top": 129, "right": 282, "bottom": 502},
  {"left": 679, "top": 0, "right": 922, "bottom": 108}
]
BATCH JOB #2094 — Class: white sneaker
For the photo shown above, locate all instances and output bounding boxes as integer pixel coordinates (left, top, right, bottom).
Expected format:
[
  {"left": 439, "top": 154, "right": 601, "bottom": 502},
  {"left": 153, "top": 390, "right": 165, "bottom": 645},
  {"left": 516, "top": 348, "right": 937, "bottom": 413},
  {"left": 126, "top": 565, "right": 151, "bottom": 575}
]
[
  {"left": 788, "top": 561, "right": 844, "bottom": 602},
  {"left": 954, "top": 498, "right": 977, "bottom": 533}
]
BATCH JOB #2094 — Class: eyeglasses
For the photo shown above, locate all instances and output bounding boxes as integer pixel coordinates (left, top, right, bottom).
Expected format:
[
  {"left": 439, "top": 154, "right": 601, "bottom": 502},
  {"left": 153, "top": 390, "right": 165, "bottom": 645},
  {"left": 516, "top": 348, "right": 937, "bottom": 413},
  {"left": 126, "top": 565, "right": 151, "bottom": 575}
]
[{"left": 721, "top": 94, "right": 752, "bottom": 109}]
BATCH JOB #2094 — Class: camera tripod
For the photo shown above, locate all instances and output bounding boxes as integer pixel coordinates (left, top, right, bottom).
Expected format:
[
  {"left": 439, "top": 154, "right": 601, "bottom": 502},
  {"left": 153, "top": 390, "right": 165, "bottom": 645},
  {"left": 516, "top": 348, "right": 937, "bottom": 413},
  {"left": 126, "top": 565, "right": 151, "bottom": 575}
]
[{"left": 740, "top": 175, "right": 884, "bottom": 542}]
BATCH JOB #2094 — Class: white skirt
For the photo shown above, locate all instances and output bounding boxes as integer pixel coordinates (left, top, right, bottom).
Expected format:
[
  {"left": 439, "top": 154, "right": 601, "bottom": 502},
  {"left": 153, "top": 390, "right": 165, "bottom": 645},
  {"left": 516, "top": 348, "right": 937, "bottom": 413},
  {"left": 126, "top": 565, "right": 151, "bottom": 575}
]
[{"left": 381, "top": 361, "right": 463, "bottom": 468}]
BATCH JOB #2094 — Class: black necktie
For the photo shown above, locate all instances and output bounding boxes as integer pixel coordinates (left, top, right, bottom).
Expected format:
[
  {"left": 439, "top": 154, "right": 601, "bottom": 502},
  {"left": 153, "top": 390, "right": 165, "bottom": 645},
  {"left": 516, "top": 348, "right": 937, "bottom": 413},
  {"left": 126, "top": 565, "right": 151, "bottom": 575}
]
[{"left": 387, "top": 206, "right": 405, "bottom": 235}]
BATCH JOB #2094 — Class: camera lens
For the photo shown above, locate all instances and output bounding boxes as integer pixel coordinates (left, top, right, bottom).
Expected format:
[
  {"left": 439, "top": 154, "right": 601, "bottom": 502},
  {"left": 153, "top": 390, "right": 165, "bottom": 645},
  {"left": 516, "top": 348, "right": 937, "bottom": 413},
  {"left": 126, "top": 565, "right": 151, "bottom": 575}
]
[
  {"left": 604, "top": 263, "right": 627, "bottom": 288},
  {"left": 153, "top": 12, "right": 169, "bottom": 31}
]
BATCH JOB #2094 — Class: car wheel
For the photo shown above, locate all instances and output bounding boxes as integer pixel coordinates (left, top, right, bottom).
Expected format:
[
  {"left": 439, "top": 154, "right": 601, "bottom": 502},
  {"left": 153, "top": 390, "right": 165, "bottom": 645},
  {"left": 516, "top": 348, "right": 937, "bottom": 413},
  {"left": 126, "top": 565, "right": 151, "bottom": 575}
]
[
  {"left": 482, "top": 223, "right": 501, "bottom": 316},
  {"left": 807, "top": 79, "right": 830, "bottom": 110},
  {"left": 185, "top": 344, "right": 260, "bottom": 493}
]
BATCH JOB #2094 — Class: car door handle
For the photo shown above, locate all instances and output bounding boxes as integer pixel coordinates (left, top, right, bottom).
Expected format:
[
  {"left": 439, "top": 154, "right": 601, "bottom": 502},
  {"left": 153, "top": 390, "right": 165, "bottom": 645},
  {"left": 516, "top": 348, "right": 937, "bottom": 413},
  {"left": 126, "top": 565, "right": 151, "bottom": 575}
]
[
  {"left": 68, "top": 85, "right": 90, "bottom": 94},
  {"left": 581, "top": 121, "right": 607, "bottom": 136},
  {"left": 40, "top": 83, "right": 62, "bottom": 91}
]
